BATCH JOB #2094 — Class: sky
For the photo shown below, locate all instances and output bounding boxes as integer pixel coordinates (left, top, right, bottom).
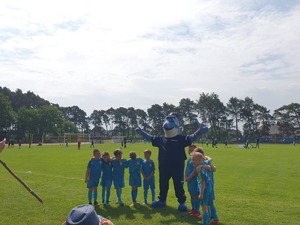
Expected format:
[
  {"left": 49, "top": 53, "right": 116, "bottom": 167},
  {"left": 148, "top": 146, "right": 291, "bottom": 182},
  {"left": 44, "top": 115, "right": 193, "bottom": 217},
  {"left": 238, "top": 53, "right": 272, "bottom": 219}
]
[{"left": 1, "top": 0, "right": 300, "bottom": 116}]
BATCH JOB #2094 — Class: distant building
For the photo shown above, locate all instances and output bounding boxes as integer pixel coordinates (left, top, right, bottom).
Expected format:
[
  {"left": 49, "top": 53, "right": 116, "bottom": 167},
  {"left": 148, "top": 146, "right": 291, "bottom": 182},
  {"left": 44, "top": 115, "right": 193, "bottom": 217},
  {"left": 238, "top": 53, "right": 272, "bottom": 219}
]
[{"left": 89, "top": 126, "right": 106, "bottom": 143}]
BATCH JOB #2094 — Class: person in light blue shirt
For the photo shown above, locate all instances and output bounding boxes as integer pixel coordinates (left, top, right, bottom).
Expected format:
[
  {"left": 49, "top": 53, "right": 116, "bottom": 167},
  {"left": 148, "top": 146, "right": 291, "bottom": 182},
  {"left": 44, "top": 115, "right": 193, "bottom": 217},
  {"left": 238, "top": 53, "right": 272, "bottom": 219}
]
[
  {"left": 85, "top": 149, "right": 102, "bottom": 206},
  {"left": 141, "top": 149, "right": 155, "bottom": 205},
  {"left": 127, "top": 151, "right": 143, "bottom": 205},
  {"left": 100, "top": 151, "right": 113, "bottom": 206},
  {"left": 112, "top": 149, "right": 128, "bottom": 206},
  {"left": 192, "top": 152, "right": 212, "bottom": 225},
  {"left": 195, "top": 147, "right": 220, "bottom": 225},
  {"left": 185, "top": 145, "right": 201, "bottom": 219}
]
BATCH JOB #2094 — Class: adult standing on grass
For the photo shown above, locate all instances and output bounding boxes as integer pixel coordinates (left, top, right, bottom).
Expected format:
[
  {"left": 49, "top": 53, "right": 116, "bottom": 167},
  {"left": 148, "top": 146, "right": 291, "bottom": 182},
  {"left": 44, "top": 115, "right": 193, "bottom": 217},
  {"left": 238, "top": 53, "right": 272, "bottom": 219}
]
[{"left": 135, "top": 112, "right": 208, "bottom": 212}]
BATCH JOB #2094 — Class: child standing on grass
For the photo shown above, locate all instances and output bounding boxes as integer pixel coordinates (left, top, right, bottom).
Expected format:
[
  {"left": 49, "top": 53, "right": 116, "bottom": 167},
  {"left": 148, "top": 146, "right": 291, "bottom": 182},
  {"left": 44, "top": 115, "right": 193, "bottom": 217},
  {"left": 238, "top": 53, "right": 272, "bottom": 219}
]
[
  {"left": 112, "top": 149, "right": 128, "bottom": 206},
  {"left": 194, "top": 147, "right": 220, "bottom": 225},
  {"left": 141, "top": 149, "right": 156, "bottom": 205},
  {"left": 127, "top": 151, "right": 144, "bottom": 206},
  {"left": 100, "top": 151, "right": 113, "bottom": 206},
  {"left": 192, "top": 152, "right": 212, "bottom": 225},
  {"left": 185, "top": 145, "right": 202, "bottom": 220},
  {"left": 85, "top": 149, "right": 102, "bottom": 206}
]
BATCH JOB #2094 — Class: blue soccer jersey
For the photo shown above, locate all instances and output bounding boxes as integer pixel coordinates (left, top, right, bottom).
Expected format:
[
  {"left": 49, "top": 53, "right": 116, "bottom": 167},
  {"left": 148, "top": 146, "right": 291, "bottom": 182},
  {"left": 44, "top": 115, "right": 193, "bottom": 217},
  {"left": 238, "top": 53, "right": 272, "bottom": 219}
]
[
  {"left": 87, "top": 158, "right": 102, "bottom": 188},
  {"left": 202, "top": 159, "right": 215, "bottom": 199},
  {"left": 112, "top": 158, "right": 128, "bottom": 188},
  {"left": 142, "top": 159, "right": 155, "bottom": 189},
  {"left": 185, "top": 158, "right": 199, "bottom": 195},
  {"left": 127, "top": 157, "right": 143, "bottom": 187},
  {"left": 198, "top": 167, "right": 212, "bottom": 206},
  {"left": 100, "top": 158, "right": 113, "bottom": 188},
  {"left": 87, "top": 158, "right": 102, "bottom": 180}
]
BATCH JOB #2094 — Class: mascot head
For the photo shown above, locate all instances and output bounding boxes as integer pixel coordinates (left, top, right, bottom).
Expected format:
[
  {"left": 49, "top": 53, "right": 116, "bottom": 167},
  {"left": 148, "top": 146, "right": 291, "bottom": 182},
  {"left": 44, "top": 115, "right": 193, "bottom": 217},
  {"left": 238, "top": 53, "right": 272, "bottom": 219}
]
[{"left": 163, "top": 112, "right": 180, "bottom": 138}]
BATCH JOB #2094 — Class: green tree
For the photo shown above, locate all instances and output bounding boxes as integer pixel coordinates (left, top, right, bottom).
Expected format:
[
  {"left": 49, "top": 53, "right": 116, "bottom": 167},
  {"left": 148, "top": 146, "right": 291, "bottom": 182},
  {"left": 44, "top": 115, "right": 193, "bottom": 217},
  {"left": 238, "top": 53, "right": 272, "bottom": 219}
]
[
  {"left": 147, "top": 104, "right": 165, "bottom": 135},
  {"left": 37, "top": 105, "right": 64, "bottom": 142},
  {"left": 273, "top": 103, "right": 300, "bottom": 137},
  {"left": 16, "top": 107, "right": 39, "bottom": 142},
  {"left": 178, "top": 98, "right": 198, "bottom": 134},
  {"left": 195, "top": 92, "right": 226, "bottom": 139},
  {"left": 60, "top": 106, "right": 87, "bottom": 132},
  {"left": 0, "top": 93, "right": 15, "bottom": 130},
  {"left": 226, "top": 97, "right": 243, "bottom": 140}
]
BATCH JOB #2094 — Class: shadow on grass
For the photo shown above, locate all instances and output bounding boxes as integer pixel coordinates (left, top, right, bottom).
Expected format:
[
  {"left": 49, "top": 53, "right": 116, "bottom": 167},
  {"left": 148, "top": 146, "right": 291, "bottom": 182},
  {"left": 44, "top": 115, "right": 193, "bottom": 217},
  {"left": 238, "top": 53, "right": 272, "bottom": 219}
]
[{"left": 94, "top": 203, "right": 222, "bottom": 224}]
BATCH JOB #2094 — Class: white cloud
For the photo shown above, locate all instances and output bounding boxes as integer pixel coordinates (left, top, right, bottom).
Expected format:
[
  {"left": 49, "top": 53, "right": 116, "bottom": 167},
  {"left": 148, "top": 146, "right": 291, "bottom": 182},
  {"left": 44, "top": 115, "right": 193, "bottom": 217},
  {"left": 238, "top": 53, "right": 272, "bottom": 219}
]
[{"left": 1, "top": 0, "right": 300, "bottom": 115}]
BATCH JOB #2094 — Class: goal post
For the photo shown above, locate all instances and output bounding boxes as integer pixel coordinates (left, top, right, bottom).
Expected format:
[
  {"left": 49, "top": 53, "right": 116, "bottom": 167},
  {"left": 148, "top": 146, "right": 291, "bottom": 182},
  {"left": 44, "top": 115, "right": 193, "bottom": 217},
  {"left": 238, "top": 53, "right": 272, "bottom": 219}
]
[
  {"left": 64, "top": 133, "right": 90, "bottom": 143},
  {"left": 111, "top": 136, "right": 125, "bottom": 144}
]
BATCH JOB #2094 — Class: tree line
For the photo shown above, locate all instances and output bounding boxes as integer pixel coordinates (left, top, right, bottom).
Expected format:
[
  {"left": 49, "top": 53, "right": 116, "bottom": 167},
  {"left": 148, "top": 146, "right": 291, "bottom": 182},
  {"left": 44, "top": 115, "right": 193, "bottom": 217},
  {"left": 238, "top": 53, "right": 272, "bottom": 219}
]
[{"left": 0, "top": 86, "right": 299, "bottom": 143}]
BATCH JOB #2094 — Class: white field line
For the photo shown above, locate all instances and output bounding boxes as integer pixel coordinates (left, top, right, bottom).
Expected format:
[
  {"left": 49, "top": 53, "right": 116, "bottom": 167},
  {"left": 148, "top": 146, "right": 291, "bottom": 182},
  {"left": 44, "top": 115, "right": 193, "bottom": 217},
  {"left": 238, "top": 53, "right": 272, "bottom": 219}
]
[{"left": 18, "top": 170, "right": 84, "bottom": 181}]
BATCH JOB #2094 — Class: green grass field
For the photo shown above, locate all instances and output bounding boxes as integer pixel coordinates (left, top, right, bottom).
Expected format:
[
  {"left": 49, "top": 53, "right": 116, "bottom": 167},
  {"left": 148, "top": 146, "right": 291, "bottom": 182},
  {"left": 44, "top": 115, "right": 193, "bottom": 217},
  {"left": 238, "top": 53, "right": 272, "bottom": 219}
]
[{"left": 0, "top": 142, "right": 299, "bottom": 225}]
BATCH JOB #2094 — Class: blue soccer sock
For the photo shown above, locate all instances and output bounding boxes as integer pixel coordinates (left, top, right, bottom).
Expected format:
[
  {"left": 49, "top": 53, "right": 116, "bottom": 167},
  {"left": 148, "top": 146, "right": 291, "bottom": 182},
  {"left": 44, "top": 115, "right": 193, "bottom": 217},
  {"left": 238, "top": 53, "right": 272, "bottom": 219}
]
[
  {"left": 119, "top": 189, "right": 123, "bottom": 202},
  {"left": 117, "top": 188, "right": 123, "bottom": 202},
  {"left": 88, "top": 191, "right": 92, "bottom": 203},
  {"left": 202, "top": 211, "right": 210, "bottom": 225},
  {"left": 106, "top": 189, "right": 111, "bottom": 203},
  {"left": 194, "top": 199, "right": 201, "bottom": 213},
  {"left": 151, "top": 188, "right": 156, "bottom": 201},
  {"left": 210, "top": 204, "right": 219, "bottom": 221},
  {"left": 190, "top": 196, "right": 194, "bottom": 210},
  {"left": 134, "top": 189, "right": 138, "bottom": 202},
  {"left": 102, "top": 188, "right": 106, "bottom": 203},
  {"left": 93, "top": 190, "right": 98, "bottom": 202},
  {"left": 116, "top": 188, "right": 121, "bottom": 201},
  {"left": 144, "top": 188, "right": 148, "bottom": 202}
]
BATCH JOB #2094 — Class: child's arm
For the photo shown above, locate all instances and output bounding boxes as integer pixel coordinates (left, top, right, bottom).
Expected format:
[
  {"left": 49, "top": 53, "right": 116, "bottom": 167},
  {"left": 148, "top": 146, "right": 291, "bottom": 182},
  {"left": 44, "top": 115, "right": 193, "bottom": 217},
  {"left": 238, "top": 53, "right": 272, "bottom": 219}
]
[
  {"left": 85, "top": 168, "right": 90, "bottom": 183},
  {"left": 201, "top": 164, "right": 211, "bottom": 171},
  {"left": 210, "top": 163, "right": 216, "bottom": 172},
  {"left": 196, "top": 165, "right": 205, "bottom": 199},
  {"left": 205, "top": 156, "right": 212, "bottom": 161},
  {"left": 147, "top": 170, "right": 155, "bottom": 181},
  {"left": 185, "top": 169, "right": 196, "bottom": 182},
  {"left": 199, "top": 181, "right": 205, "bottom": 199}
]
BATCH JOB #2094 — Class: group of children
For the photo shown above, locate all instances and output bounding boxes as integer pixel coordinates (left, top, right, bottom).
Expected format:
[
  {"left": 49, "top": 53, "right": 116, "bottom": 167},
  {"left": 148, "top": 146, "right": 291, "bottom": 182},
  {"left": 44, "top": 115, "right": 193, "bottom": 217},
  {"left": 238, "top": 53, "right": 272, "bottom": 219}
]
[
  {"left": 185, "top": 144, "right": 221, "bottom": 225},
  {"left": 85, "top": 148, "right": 155, "bottom": 207},
  {"left": 85, "top": 145, "right": 220, "bottom": 225}
]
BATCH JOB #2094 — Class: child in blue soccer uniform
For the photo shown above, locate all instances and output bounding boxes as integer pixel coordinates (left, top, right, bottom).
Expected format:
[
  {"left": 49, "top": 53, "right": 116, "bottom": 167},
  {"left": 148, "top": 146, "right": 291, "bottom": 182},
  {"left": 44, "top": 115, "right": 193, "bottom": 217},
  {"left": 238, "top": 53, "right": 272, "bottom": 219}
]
[
  {"left": 100, "top": 151, "right": 113, "bottom": 205},
  {"left": 141, "top": 149, "right": 156, "bottom": 205},
  {"left": 195, "top": 147, "right": 220, "bottom": 225},
  {"left": 185, "top": 145, "right": 202, "bottom": 219},
  {"left": 192, "top": 152, "right": 212, "bottom": 225},
  {"left": 112, "top": 149, "right": 128, "bottom": 206},
  {"left": 85, "top": 149, "right": 102, "bottom": 206},
  {"left": 127, "top": 151, "right": 144, "bottom": 206}
]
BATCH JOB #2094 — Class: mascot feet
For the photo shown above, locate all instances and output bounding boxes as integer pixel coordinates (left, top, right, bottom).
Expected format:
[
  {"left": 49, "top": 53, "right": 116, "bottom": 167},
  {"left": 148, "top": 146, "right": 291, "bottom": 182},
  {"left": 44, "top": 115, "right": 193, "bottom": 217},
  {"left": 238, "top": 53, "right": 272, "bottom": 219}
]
[
  {"left": 151, "top": 200, "right": 166, "bottom": 208},
  {"left": 178, "top": 202, "right": 188, "bottom": 212}
]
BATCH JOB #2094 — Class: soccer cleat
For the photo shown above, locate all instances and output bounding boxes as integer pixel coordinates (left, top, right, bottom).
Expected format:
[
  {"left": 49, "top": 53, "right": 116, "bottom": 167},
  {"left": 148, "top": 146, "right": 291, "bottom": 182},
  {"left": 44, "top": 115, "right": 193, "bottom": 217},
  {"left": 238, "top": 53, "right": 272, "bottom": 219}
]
[
  {"left": 151, "top": 200, "right": 166, "bottom": 208},
  {"left": 116, "top": 200, "right": 124, "bottom": 206},
  {"left": 178, "top": 202, "right": 188, "bottom": 212},
  {"left": 188, "top": 209, "right": 196, "bottom": 215},
  {"left": 197, "top": 214, "right": 203, "bottom": 220},
  {"left": 142, "top": 201, "right": 148, "bottom": 205},
  {"left": 94, "top": 201, "right": 99, "bottom": 206},
  {"left": 210, "top": 220, "right": 221, "bottom": 224},
  {"left": 190, "top": 211, "right": 201, "bottom": 217},
  {"left": 88, "top": 202, "right": 92, "bottom": 205}
]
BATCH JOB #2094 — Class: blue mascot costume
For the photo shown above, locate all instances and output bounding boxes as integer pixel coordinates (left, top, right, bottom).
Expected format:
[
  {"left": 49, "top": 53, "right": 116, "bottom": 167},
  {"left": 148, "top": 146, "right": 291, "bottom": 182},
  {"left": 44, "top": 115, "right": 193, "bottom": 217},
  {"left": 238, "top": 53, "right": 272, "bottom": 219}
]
[{"left": 136, "top": 112, "right": 208, "bottom": 211}]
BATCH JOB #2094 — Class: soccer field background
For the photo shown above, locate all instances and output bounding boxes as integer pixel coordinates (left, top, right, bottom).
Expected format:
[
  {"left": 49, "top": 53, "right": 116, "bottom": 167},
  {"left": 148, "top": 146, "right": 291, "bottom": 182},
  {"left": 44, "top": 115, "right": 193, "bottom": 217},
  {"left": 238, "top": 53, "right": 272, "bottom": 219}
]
[{"left": 0, "top": 142, "right": 299, "bottom": 225}]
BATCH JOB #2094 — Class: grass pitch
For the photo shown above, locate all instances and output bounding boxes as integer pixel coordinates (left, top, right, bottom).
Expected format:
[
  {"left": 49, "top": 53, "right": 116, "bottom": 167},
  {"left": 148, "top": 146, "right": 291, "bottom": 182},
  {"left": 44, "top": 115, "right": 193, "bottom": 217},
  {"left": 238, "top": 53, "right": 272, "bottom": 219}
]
[{"left": 0, "top": 142, "right": 299, "bottom": 225}]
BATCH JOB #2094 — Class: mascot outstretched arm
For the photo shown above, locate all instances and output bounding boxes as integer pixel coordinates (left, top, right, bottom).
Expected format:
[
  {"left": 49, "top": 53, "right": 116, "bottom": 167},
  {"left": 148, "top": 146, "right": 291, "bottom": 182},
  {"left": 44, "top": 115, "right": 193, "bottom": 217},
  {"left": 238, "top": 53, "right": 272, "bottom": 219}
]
[{"left": 136, "top": 112, "right": 208, "bottom": 211}]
